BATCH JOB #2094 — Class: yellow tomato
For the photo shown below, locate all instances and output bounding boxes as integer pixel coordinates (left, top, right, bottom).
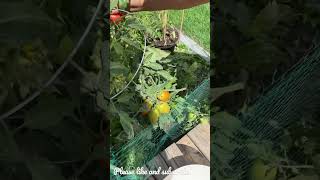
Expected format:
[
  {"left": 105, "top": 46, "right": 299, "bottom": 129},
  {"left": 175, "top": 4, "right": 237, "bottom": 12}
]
[
  {"left": 148, "top": 109, "right": 160, "bottom": 125},
  {"left": 157, "top": 90, "right": 170, "bottom": 102},
  {"left": 156, "top": 102, "right": 170, "bottom": 114}
]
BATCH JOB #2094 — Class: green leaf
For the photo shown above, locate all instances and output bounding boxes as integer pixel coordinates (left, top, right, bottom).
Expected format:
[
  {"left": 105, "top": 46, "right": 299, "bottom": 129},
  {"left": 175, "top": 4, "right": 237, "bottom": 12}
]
[
  {"left": 111, "top": 41, "right": 124, "bottom": 56},
  {"left": 157, "top": 70, "right": 176, "bottom": 81},
  {"left": 110, "top": 0, "right": 118, "bottom": 11},
  {"left": 111, "top": 61, "right": 128, "bottom": 75},
  {"left": 118, "top": 111, "right": 134, "bottom": 139},
  {"left": 250, "top": 1, "right": 279, "bottom": 35},
  {"left": 117, "top": 93, "right": 134, "bottom": 104},
  {"left": 0, "top": 2, "right": 59, "bottom": 43},
  {"left": 213, "top": 112, "right": 241, "bottom": 132},
  {"left": 45, "top": 120, "right": 93, "bottom": 159},
  {"left": 55, "top": 35, "right": 74, "bottom": 64},
  {"left": 121, "top": 37, "right": 142, "bottom": 50},
  {"left": 25, "top": 95, "right": 74, "bottom": 129},
  {"left": 215, "top": 133, "right": 240, "bottom": 152},
  {"left": 0, "top": 2, "right": 55, "bottom": 25},
  {"left": 26, "top": 156, "right": 66, "bottom": 180},
  {"left": 234, "top": 2, "right": 252, "bottom": 34},
  {"left": 96, "top": 92, "right": 107, "bottom": 111},
  {"left": 235, "top": 40, "right": 288, "bottom": 73},
  {"left": 81, "top": 72, "right": 98, "bottom": 92},
  {"left": 216, "top": 0, "right": 237, "bottom": 16},
  {"left": 145, "top": 47, "right": 170, "bottom": 63},
  {"left": 90, "top": 37, "right": 103, "bottom": 71},
  {"left": 144, "top": 62, "right": 163, "bottom": 70}
]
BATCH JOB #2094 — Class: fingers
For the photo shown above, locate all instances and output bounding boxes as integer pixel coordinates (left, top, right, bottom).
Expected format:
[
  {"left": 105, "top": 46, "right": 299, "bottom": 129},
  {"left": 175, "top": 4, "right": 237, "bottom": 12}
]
[{"left": 110, "top": 9, "right": 119, "bottom": 15}]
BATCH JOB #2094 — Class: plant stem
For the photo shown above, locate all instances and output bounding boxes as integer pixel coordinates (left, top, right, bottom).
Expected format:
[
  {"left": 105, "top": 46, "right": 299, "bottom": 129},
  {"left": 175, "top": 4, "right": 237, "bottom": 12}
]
[
  {"left": 180, "top": 10, "right": 185, "bottom": 33},
  {"left": 162, "top": 11, "right": 168, "bottom": 46}
]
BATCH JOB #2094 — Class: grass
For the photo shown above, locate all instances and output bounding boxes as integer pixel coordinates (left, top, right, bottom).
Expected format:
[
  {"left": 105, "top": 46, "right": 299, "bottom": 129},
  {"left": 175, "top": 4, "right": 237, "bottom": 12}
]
[{"left": 168, "top": 4, "right": 210, "bottom": 51}]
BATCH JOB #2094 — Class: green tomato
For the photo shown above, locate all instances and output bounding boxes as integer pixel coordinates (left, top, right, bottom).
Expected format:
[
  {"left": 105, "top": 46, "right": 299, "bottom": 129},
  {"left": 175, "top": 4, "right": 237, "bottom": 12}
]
[
  {"left": 200, "top": 116, "right": 209, "bottom": 124},
  {"left": 188, "top": 112, "right": 197, "bottom": 121}
]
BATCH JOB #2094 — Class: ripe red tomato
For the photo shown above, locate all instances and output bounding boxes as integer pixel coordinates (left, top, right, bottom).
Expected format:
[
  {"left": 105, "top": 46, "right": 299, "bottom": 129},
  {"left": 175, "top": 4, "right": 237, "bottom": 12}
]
[{"left": 110, "top": 14, "right": 124, "bottom": 24}]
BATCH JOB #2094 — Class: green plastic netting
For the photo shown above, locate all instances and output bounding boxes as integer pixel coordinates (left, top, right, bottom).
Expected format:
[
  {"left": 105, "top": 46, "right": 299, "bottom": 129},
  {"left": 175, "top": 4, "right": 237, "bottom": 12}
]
[
  {"left": 110, "top": 41, "right": 320, "bottom": 179},
  {"left": 212, "top": 42, "right": 320, "bottom": 179},
  {"left": 110, "top": 78, "right": 210, "bottom": 180}
]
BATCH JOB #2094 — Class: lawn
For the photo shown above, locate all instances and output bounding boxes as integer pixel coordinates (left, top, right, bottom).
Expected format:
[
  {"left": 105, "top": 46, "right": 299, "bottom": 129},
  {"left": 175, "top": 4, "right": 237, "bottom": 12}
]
[{"left": 168, "top": 4, "right": 210, "bottom": 51}]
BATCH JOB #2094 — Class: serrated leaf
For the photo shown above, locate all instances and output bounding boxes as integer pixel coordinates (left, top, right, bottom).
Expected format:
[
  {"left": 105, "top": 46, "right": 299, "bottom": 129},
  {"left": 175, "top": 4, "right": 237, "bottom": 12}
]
[
  {"left": 26, "top": 157, "right": 66, "bottom": 180},
  {"left": 144, "top": 62, "right": 163, "bottom": 70},
  {"left": 121, "top": 37, "right": 142, "bottom": 49},
  {"left": 157, "top": 70, "right": 176, "bottom": 81},
  {"left": 25, "top": 95, "right": 74, "bottom": 129},
  {"left": 145, "top": 47, "right": 170, "bottom": 63},
  {"left": 111, "top": 61, "right": 128, "bottom": 75}
]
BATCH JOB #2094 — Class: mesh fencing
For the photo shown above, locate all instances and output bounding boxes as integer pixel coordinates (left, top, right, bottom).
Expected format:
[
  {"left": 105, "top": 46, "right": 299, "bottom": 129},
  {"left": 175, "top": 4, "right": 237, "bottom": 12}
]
[
  {"left": 110, "top": 41, "right": 320, "bottom": 179},
  {"left": 212, "top": 42, "right": 320, "bottom": 179},
  {"left": 110, "top": 78, "right": 210, "bottom": 180}
]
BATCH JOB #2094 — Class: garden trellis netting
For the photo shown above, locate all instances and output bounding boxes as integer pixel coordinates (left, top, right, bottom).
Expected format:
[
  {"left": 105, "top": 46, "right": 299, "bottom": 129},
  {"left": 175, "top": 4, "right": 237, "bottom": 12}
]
[
  {"left": 110, "top": 78, "right": 210, "bottom": 180},
  {"left": 212, "top": 39, "right": 320, "bottom": 179}
]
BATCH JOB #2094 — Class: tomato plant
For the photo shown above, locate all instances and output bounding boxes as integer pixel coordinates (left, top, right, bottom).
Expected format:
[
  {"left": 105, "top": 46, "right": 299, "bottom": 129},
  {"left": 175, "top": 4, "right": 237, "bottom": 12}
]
[{"left": 109, "top": 11, "right": 210, "bottom": 153}]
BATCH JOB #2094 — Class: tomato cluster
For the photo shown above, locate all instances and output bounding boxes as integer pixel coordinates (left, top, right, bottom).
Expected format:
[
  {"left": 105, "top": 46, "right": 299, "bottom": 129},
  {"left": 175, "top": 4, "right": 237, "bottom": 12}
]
[{"left": 141, "top": 90, "right": 172, "bottom": 125}]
